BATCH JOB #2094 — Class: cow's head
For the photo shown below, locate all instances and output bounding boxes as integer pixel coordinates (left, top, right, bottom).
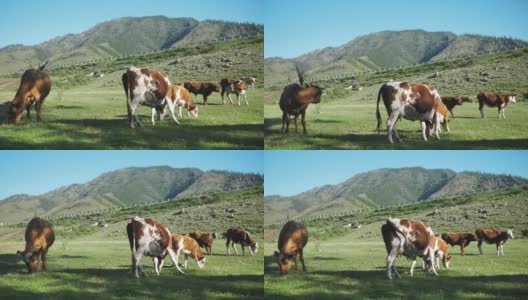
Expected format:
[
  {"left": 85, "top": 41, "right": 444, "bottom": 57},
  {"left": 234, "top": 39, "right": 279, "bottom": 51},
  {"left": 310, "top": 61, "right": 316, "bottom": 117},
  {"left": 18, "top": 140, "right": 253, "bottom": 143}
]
[
  {"left": 212, "top": 232, "right": 218, "bottom": 240},
  {"left": 16, "top": 250, "right": 39, "bottom": 273},
  {"left": 455, "top": 96, "right": 463, "bottom": 105},
  {"left": 469, "top": 233, "right": 478, "bottom": 241},
  {"left": 508, "top": 94, "right": 516, "bottom": 104},
  {"left": 7, "top": 95, "right": 29, "bottom": 124},
  {"left": 213, "top": 84, "right": 221, "bottom": 93},
  {"left": 507, "top": 229, "right": 514, "bottom": 239},
  {"left": 197, "top": 256, "right": 206, "bottom": 269},
  {"left": 274, "top": 251, "right": 293, "bottom": 275},
  {"left": 444, "top": 254, "right": 452, "bottom": 269},
  {"left": 250, "top": 241, "right": 258, "bottom": 254},
  {"left": 189, "top": 104, "right": 199, "bottom": 118},
  {"left": 460, "top": 96, "right": 473, "bottom": 103}
]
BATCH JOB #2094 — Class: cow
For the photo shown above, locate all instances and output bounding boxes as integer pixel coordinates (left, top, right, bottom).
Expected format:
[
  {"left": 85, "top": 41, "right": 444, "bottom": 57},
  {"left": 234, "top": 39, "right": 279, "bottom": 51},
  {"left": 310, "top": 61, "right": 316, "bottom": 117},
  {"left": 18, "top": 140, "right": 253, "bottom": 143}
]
[
  {"left": 16, "top": 217, "right": 55, "bottom": 273},
  {"left": 423, "top": 236, "right": 451, "bottom": 271},
  {"left": 431, "top": 97, "right": 450, "bottom": 138},
  {"left": 241, "top": 77, "right": 256, "bottom": 90},
  {"left": 155, "top": 234, "right": 206, "bottom": 273},
  {"left": 187, "top": 232, "right": 218, "bottom": 255},
  {"left": 475, "top": 229, "right": 514, "bottom": 256},
  {"left": 273, "top": 221, "right": 308, "bottom": 275},
  {"left": 441, "top": 96, "right": 463, "bottom": 119},
  {"left": 183, "top": 81, "right": 220, "bottom": 105},
  {"left": 376, "top": 82, "right": 444, "bottom": 143},
  {"left": 477, "top": 92, "right": 516, "bottom": 119},
  {"left": 381, "top": 218, "right": 438, "bottom": 279},
  {"left": 220, "top": 78, "right": 248, "bottom": 106},
  {"left": 224, "top": 227, "right": 258, "bottom": 256},
  {"left": 164, "top": 84, "right": 198, "bottom": 119},
  {"left": 441, "top": 232, "right": 478, "bottom": 256},
  {"left": 8, "top": 62, "right": 51, "bottom": 124},
  {"left": 126, "top": 216, "right": 184, "bottom": 277},
  {"left": 121, "top": 67, "right": 181, "bottom": 128}
]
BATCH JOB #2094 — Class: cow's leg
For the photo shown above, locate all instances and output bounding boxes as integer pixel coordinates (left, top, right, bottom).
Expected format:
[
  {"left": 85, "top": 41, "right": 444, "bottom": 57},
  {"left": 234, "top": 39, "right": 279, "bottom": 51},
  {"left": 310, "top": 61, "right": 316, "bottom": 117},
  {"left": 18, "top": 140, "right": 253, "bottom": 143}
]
[
  {"left": 227, "top": 93, "right": 234, "bottom": 105},
  {"left": 434, "top": 118, "right": 441, "bottom": 140},
  {"left": 501, "top": 244, "right": 505, "bottom": 256},
  {"left": 301, "top": 110, "right": 307, "bottom": 135},
  {"left": 248, "top": 245, "right": 255, "bottom": 256},
  {"left": 479, "top": 102, "right": 485, "bottom": 118},
  {"left": 386, "top": 111, "right": 400, "bottom": 143},
  {"left": 165, "top": 101, "right": 181, "bottom": 126},
  {"left": 386, "top": 247, "right": 399, "bottom": 280},
  {"left": 158, "top": 256, "right": 166, "bottom": 274},
  {"left": 41, "top": 249, "right": 49, "bottom": 271},
  {"left": 241, "top": 244, "right": 246, "bottom": 256},
  {"left": 132, "top": 247, "right": 147, "bottom": 278},
  {"left": 421, "top": 121, "right": 429, "bottom": 142},
  {"left": 285, "top": 114, "right": 290, "bottom": 133},
  {"left": 130, "top": 104, "right": 143, "bottom": 128},
  {"left": 237, "top": 93, "right": 241, "bottom": 106},
  {"left": 450, "top": 109, "right": 455, "bottom": 119},
  {"left": 26, "top": 105, "right": 31, "bottom": 119},
  {"left": 410, "top": 259, "right": 417, "bottom": 276},
  {"left": 281, "top": 112, "right": 287, "bottom": 133},
  {"left": 221, "top": 91, "right": 226, "bottom": 104},
  {"left": 478, "top": 240, "right": 483, "bottom": 255},
  {"left": 300, "top": 248, "right": 306, "bottom": 271},
  {"left": 294, "top": 114, "right": 299, "bottom": 133},
  {"left": 153, "top": 257, "right": 160, "bottom": 275},
  {"left": 497, "top": 107, "right": 501, "bottom": 119},
  {"left": 178, "top": 105, "right": 183, "bottom": 118},
  {"left": 167, "top": 248, "right": 185, "bottom": 275},
  {"left": 496, "top": 243, "right": 500, "bottom": 256},
  {"left": 293, "top": 255, "right": 299, "bottom": 271},
  {"left": 226, "top": 240, "right": 231, "bottom": 255},
  {"left": 429, "top": 249, "right": 438, "bottom": 276},
  {"left": 232, "top": 243, "right": 239, "bottom": 256},
  {"left": 461, "top": 245, "right": 465, "bottom": 256},
  {"left": 436, "top": 256, "right": 440, "bottom": 270},
  {"left": 151, "top": 108, "right": 157, "bottom": 126},
  {"left": 183, "top": 254, "right": 189, "bottom": 269},
  {"left": 203, "top": 95, "right": 208, "bottom": 105},
  {"left": 243, "top": 92, "right": 248, "bottom": 106},
  {"left": 35, "top": 101, "right": 43, "bottom": 122}
]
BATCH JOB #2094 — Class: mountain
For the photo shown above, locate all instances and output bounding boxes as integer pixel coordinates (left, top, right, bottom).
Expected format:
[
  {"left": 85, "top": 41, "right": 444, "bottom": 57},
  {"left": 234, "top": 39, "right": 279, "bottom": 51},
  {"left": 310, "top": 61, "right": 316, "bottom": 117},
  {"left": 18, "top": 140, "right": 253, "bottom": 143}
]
[
  {"left": 0, "top": 16, "right": 263, "bottom": 73},
  {"left": 264, "top": 30, "right": 528, "bottom": 84},
  {"left": 0, "top": 166, "right": 263, "bottom": 223},
  {"left": 264, "top": 167, "right": 527, "bottom": 223}
]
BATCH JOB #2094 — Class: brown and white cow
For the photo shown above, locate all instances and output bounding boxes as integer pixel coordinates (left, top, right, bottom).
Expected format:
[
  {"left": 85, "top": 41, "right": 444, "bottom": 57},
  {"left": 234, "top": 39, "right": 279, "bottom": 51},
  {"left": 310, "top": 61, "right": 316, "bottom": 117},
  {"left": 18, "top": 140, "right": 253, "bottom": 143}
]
[
  {"left": 16, "top": 217, "right": 55, "bottom": 273},
  {"left": 121, "top": 67, "right": 181, "bottom": 128},
  {"left": 164, "top": 84, "right": 198, "bottom": 119},
  {"left": 183, "top": 81, "right": 221, "bottom": 105},
  {"left": 376, "top": 82, "right": 443, "bottom": 143},
  {"left": 381, "top": 218, "right": 438, "bottom": 279},
  {"left": 220, "top": 78, "right": 248, "bottom": 106},
  {"left": 423, "top": 236, "right": 451, "bottom": 271},
  {"left": 126, "top": 216, "right": 184, "bottom": 277},
  {"left": 441, "top": 232, "right": 478, "bottom": 256},
  {"left": 224, "top": 227, "right": 258, "bottom": 256},
  {"left": 187, "top": 232, "right": 218, "bottom": 255},
  {"left": 155, "top": 234, "right": 206, "bottom": 273},
  {"left": 431, "top": 97, "right": 450, "bottom": 137},
  {"left": 8, "top": 62, "right": 51, "bottom": 124},
  {"left": 477, "top": 92, "right": 516, "bottom": 119},
  {"left": 475, "top": 229, "right": 514, "bottom": 256},
  {"left": 273, "top": 221, "right": 308, "bottom": 275},
  {"left": 241, "top": 77, "right": 256, "bottom": 90}
]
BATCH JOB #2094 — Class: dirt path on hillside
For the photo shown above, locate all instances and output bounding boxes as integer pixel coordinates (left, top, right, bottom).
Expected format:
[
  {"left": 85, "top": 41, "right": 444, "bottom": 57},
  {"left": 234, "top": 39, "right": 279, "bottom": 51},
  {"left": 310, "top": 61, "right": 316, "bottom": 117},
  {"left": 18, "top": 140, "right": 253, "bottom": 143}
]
[
  {"left": 0, "top": 79, "right": 19, "bottom": 91},
  {"left": 0, "top": 228, "right": 23, "bottom": 241}
]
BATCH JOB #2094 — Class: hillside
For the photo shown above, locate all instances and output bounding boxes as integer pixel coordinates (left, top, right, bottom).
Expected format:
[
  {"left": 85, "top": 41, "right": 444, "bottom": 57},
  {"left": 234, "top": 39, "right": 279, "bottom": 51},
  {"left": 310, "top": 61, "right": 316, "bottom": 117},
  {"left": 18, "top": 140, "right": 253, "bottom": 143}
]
[
  {"left": 264, "top": 168, "right": 527, "bottom": 223},
  {"left": 264, "top": 30, "right": 527, "bottom": 85},
  {"left": 0, "top": 16, "right": 263, "bottom": 73},
  {"left": 0, "top": 166, "right": 263, "bottom": 223}
]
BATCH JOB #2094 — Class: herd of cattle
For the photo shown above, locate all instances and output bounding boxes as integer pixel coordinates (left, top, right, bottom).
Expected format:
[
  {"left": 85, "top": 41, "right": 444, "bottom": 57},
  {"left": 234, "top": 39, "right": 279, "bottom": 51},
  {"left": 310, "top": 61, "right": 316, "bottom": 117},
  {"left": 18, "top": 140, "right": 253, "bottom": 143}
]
[
  {"left": 273, "top": 219, "right": 514, "bottom": 278},
  {"left": 16, "top": 217, "right": 258, "bottom": 277},
  {"left": 5, "top": 62, "right": 256, "bottom": 127}
]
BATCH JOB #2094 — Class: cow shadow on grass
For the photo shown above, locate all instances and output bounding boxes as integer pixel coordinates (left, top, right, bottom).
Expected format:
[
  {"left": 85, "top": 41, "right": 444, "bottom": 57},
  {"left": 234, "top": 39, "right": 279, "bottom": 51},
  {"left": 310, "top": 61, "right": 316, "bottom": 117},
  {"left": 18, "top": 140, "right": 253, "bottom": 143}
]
[
  {"left": 0, "top": 253, "right": 23, "bottom": 275},
  {"left": 0, "top": 101, "right": 10, "bottom": 123}
]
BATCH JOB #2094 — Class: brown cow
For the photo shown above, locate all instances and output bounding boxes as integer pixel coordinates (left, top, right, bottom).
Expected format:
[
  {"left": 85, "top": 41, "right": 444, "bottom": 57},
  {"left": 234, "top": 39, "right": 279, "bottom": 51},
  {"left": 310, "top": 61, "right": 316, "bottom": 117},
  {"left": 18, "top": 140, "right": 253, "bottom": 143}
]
[
  {"left": 441, "top": 232, "right": 478, "bottom": 256},
  {"left": 477, "top": 92, "right": 516, "bottom": 119},
  {"left": 8, "top": 62, "right": 51, "bottom": 124},
  {"left": 155, "top": 234, "right": 206, "bottom": 273},
  {"left": 273, "top": 221, "right": 308, "bottom": 275},
  {"left": 187, "top": 232, "right": 218, "bottom": 255},
  {"left": 220, "top": 78, "right": 248, "bottom": 106},
  {"left": 183, "top": 81, "right": 220, "bottom": 105},
  {"left": 224, "top": 227, "right": 258, "bottom": 256},
  {"left": 425, "top": 236, "right": 451, "bottom": 270},
  {"left": 475, "top": 229, "right": 514, "bottom": 256},
  {"left": 441, "top": 96, "right": 466, "bottom": 119},
  {"left": 17, "top": 217, "right": 55, "bottom": 273}
]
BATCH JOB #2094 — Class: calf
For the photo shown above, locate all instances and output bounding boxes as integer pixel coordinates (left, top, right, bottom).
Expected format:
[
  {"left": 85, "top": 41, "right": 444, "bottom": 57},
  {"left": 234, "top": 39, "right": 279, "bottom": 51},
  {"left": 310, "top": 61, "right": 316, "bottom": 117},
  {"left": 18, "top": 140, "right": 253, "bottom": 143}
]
[
  {"left": 273, "top": 221, "right": 308, "bottom": 275},
  {"left": 477, "top": 92, "right": 516, "bottom": 119},
  {"left": 183, "top": 81, "right": 220, "bottom": 105},
  {"left": 441, "top": 232, "right": 478, "bottom": 256},
  {"left": 423, "top": 236, "right": 451, "bottom": 271},
  {"left": 126, "top": 216, "right": 183, "bottom": 277},
  {"left": 16, "top": 217, "right": 55, "bottom": 273},
  {"left": 381, "top": 218, "right": 438, "bottom": 279},
  {"left": 8, "top": 62, "right": 51, "bottom": 124},
  {"left": 475, "top": 229, "right": 514, "bottom": 256},
  {"left": 220, "top": 78, "right": 248, "bottom": 106},
  {"left": 156, "top": 234, "right": 206, "bottom": 273},
  {"left": 164, "top": 84, "right": 198, "bottom": 119},
  {"left": 431, "top": 97, "right": 450, "bottom": 138},
  {"left": 224, "top": 227, "right": 258, "bottom": 256},
  {"left": 187, "top": 232, "right": 218, "bottom": 255}
]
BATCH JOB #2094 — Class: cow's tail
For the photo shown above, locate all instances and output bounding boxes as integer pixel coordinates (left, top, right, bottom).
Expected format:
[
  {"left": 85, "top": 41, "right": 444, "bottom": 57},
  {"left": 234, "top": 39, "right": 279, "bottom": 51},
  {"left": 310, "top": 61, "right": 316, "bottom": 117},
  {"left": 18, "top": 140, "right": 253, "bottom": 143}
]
[
  {"left": 38, "top": 61, "right": 49, "bottom": 71},
  {"left": 123, "top": 70, "right": 132, "bottom": 122},
  {"left": 376, "top": 86, "right": 383, "bottom": 134}
]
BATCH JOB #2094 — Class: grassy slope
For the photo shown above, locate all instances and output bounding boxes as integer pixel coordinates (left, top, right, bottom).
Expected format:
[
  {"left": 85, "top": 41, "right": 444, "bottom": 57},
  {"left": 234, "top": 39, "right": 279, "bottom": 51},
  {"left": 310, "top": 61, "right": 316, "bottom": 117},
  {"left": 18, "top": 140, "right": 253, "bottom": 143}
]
[
  {"left": 0, "top": 188, "right": 264, "bottom": 300},
  {"left": 0, "top": 37, "right": 263, "bottom": 149},
  {"left": 264, "top": 48, "right": 528, "bottom": 149}
]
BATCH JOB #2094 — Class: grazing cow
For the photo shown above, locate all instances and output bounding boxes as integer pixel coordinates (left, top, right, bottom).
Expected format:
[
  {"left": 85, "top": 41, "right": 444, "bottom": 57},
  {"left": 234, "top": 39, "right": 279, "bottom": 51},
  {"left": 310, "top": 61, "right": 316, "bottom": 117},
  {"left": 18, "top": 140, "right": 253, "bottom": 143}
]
[
  {"left": 475, "top": 229, "right": 514, "bottom": 256},
  {"left": 431, "top": 97, "right": 450, "bottom": 138},
  {"left": 121, "top": 67, "right": 181, "bottom": 128},
  {"left": 441, "top": 232, "right": 478, "bottom": 256},
  {"left": 187, "top": 232, "right": 218, "bottom": 255},
  {"left": 8, "top": 62, "right": 51, "bottom": 124},
  {"left": 220, "top": 78, "right": 248, "bottom": 106},
  {"left": 477, "top": 92, "right": 516, "bottom": 119},
  {"left": 273, "top": 221, "right": 308, "bottom": 275},
  {"left": 423, "top": 236, "right": 451, "bottom": 270},
  {"left": 126, "top": 216, "right": 184, "bottom": 277},
  {"left": 224, "top": 227, "right": 258, "bottom": 256},
  {"left": 441, "top": 96, "right": 464, "bottom": 119},
  {"left": 242, "top": 77, "right": 256, "bottom": 90},
  {"left": 163, "top": 84, "right": 198, "bottom": 119},
  {"left": 155, "top": 234, "right": 206, "bottom": 273},
  {"left": 183, "top": 81, "right": 221, "bottom": 105},
  {"left": 381, "top": 218, "right": 438, "bottom": 279},
  {"left": 376, "top": 82, "right": 443, "bottom": 143},
  {"left": 16, "top": 217, "right": 55, "bottom": 273},
  {"left": 279, "top": 66, "right": 323, "bottom": 134}
]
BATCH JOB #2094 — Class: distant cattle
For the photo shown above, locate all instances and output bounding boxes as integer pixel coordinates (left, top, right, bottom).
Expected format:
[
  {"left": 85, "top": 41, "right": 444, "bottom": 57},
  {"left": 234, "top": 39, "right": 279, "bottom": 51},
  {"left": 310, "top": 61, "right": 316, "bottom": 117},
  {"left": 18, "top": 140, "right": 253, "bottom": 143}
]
[
  {"left": 475, "top": 229, "right": 514, "bottom": 256},
  {"left": 126, "top": 216, "right": 184, "bottom": 277},
  {"left": 376, "top": 82, "right": 443, "bottom": 143},
  {"left": 220, "top": 78, "right": 248, "bottom": 106},
  {"left": 381, "top": 218, "right": 438, "bottom": 279},
  {"left": 8, "top": 62, "right": 51, "bottom": 124},
  {"left": 187, "top": 232, "right": 218, "bottom": 255},
  {"left": 477, "top": 92, "right": 516, "bottom": 119},
  {"left": 274, "top": 221, "right": 308, "bottom": 275},
  {"left": 441, "top": 96, "right": 471, "bottom": 119},
  {"left": 441, "top": 232, "right": 478, "bottom": 256},
  {"left": 241, "top": 77, "right": 256, "bottom": 90},
  {"left": 156, "top": 234, "right": 206, "bottom": 273},
  {"left": 224, "top": 227, "right": 258, "bottom": 256},
  {"left": 183, "top": 81, "right": 221, "bottom": 105},
  {"left": 17, "top": 217, "right": 55, "bottom": 273}
]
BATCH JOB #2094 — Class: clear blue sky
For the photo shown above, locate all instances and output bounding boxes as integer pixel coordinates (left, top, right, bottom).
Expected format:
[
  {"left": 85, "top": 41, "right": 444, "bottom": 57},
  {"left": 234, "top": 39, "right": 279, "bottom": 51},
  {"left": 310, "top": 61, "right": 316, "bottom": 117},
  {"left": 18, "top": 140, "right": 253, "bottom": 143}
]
[
  {"left": 0, "top": 151, "right": 263, "bottom": 200},
  {"left": 264, "top": 0, "right": 528, "bottom": 58},
  {"left": 0, "top": 0, "right": 263, "bottom": 48},
  {"left": 265, "top": 151, "right": 528, "bottom": 196}
]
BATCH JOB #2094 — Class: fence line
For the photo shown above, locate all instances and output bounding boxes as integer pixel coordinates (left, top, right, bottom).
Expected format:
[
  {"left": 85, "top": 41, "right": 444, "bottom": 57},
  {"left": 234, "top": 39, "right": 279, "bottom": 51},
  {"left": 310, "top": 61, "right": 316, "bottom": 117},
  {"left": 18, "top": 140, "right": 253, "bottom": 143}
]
[
  {"left": 264, "top": 46, "right": 528, "bottom": 88},
  {"left": 0, "top": 33, "right": 262, "bottom": 76},
  {"left": 264, "top": 184, "right": 523, "bottom": 227},
  {"left": 0, "top": 184, "right": 263, "bottom": 226}
]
